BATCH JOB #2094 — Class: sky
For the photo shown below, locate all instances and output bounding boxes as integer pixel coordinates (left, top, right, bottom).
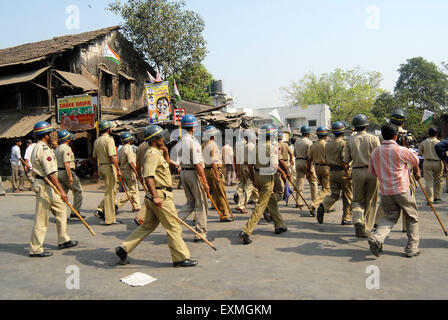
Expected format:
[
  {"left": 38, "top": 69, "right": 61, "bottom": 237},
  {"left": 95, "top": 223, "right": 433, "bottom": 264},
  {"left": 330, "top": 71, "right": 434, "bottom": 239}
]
[{"left": 1, "top": 0, "right": 448, "bottom": 109}]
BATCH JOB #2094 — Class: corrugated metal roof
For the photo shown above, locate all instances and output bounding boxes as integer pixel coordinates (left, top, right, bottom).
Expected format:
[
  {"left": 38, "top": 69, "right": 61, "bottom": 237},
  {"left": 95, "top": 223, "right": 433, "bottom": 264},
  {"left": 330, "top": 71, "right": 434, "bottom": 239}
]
[
  {"left": 99, "top": 67, "right": 116, "bottom": 77},
  {"left": 118, "top": 71, "right": 136, "bottom": 81},
  {"left": 0, "top": 66, "right": 51, "bottom": 87},
  {"left": 55, "top": 70, "right": 98, "bottom": 92},
  {"left": 0, "top": 112, "right": 52, "bottom": 139}
]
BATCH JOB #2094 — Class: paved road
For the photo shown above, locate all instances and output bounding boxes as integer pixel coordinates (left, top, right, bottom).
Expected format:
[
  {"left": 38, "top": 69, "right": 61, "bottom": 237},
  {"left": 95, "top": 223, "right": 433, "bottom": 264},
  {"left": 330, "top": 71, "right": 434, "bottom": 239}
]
[{"left": 0, "top": 179, "right": 448, "bottom": 300}]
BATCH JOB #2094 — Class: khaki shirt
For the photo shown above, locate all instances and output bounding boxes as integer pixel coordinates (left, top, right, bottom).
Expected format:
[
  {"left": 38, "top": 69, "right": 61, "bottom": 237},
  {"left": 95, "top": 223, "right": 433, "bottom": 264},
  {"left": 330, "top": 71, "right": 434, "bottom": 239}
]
[
  {"left": 309, "top": 139, "right": 327, "bottom": 164},
  {"left": 143, "top": 146, "right": 172, "bottom": 188},
  {"left": 31, "top": 141, "right": 58, "bottom": 177},
  {"left": 294, "top": 137, "right": 312, "bottom": 159},
  {"left": 245, "top": 141, "right": 256, "bottom": 165},
  {"left": 419, "top": 137, "right": 441, "bottom": 161},
  {"left": 136, "top": 141, "right": 149, "bottom": 170},
  {"left": 344, "top": 131, "right": 380, "bottom": 167},
  {"left": 255, "top": 140, "right": 278, "bottom": 175},
  {"left": 118, "top": 144, "right": 136, "bottom": 170},
  {"left": 93, "top": 132, "right": 117, "bottom": 165},
  {"left": 202, "top": 140, "right": 222, "bottom": 167},
  {"left": 55, "top": 143, "right": 75, "bottom": 169},
  {"left": 325, "top": 136, "right": 347, "bottom": 167},
  {"left": 279, "top": 142, "right": 291, "bottom": 161},
  {"left": 175, "top": 132, "right": 204, "bottom": 169}
]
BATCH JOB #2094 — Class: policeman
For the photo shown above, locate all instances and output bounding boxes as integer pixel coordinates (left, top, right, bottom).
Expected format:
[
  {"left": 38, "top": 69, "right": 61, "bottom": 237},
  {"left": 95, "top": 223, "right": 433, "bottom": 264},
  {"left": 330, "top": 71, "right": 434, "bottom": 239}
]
[
  {"left": 344, "top": 114, "right": 380, "bottom": 238},
  {"left": 294, "top": 126, "right": 318, "bottom": 212},
  {"left": 239, "top": 124, "right": 288, "bottom": 245},
  {"left": 175, "top": 115, "right": 213, "bottom": 242},
  {"left": 55, "top": 130, "right": 84, "bottom": 220},
  {"left": 93, "top": 120, "right": 122, "bottom": 225},
  {"left": 116, "top": 132, "right": 141, "bottom": 212},
  {"left": 307, "top": 127, "right": 330, "bottom": 216},
  {"left": 133, "top": 137, "right": 150, "bottom": 226},
  {"left": 115, "top": 125, "right": 197, "bottom": 267},
  {"left": 202, "top": 126, "right": 233, "bottom": 222},
  {"left": 29, "top": 122, "right": 78, "bottom": 257},
  {"left": 275, "top": 130, "right": 293, "bottom": 201},
  {"left": 317, "top": 122, "right": 353, "bottom": 225},
  {"left": 419, "top": 128, "right": 443, "bottom": 204}
]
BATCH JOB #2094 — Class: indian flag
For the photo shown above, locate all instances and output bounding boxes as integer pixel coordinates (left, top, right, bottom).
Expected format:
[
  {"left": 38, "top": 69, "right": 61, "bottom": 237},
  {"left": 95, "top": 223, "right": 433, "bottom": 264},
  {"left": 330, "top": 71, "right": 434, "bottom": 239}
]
[
  {"left": 103, "top": 44, "right": 121, "bottom": 65},
  {"left": 422, "top": 109, "right": 435, "bottom": 124},
  {"left": 268, "top": 109, "right": 282, "bottom": 125},
  {"left": 174, "top": 79, "right": 182, "bottom": 102}
]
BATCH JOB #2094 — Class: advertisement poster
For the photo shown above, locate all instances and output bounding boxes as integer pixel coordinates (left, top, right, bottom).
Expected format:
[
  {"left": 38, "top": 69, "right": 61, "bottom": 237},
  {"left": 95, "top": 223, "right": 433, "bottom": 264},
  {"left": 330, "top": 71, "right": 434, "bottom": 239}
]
[
  {"left": 57, "top": 95, "right": 96, "bottom": 131},
  {"left": 145, "top": 81, "right": 171, "bottom": 123},
  {"left": 173, "top": 108, "right": 186, "bottom": 126}
]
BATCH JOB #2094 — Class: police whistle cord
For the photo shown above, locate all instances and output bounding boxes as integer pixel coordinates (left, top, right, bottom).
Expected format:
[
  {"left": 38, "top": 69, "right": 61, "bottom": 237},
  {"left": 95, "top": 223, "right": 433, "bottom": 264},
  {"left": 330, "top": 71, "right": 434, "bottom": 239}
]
[
  {"left": 286, "top": 176, "right": 312, "bottom": 212},
  {"left": 417, "top": 179, "right": 448, "bottom": 236},
  {"left": 44, "top": 177, "right": 96, "bottom": 236},
  {"left": 118, "top": 176, "right": 136, "bottom": 212},
  {"left": 199, "top": 176, "right": 224, "bottom": 219}
]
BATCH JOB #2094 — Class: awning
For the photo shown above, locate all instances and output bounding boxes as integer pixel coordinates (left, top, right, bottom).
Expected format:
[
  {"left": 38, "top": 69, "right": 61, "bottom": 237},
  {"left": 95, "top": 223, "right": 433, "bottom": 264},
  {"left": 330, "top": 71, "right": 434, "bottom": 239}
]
[
  {"left": 99, "top": 67, "right": 116, "bottom": 77},
  {"left": 0, "top": 112, "right": 52, "bottom": 139},
  {"left": 118, "top": 71, "right": 136, "bottom": 81},
  {"left": 0, "top": 66, "right": 51, "bottom": 87},
  {"left": 54, "top": 70, "right": 98, "bottom": 92}
]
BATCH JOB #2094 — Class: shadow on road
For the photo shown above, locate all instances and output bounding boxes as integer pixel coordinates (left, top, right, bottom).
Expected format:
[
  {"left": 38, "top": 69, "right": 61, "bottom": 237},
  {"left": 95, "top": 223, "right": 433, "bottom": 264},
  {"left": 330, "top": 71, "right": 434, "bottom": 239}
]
[{"left": 0, "top": 243, "right": 58, "bottom": 257}]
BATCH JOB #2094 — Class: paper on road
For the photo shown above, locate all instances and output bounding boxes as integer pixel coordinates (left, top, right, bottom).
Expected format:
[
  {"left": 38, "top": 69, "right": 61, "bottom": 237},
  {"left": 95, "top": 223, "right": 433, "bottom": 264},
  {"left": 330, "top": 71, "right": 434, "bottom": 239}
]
[{"left": 120, "top": 272, "right": 158, "bottom": 287}]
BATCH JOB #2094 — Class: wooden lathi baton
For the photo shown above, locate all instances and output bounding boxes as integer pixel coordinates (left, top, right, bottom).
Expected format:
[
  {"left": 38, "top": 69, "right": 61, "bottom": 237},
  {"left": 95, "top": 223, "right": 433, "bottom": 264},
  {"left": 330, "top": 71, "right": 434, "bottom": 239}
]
[
  {"left": 199, "top": 176, "right": 224, "bottom": 219},
  {"left": 287, "top": 176, "right": 312, "bottom": 212},
  {"left": 417, "top": 179, "right": 448, "bottom": 236},
  {"left": 118, "top": 176, "right": 136, "bottom": 212},
  {"left": 44, "top": 177, "right": 96, "bottom": 236}
]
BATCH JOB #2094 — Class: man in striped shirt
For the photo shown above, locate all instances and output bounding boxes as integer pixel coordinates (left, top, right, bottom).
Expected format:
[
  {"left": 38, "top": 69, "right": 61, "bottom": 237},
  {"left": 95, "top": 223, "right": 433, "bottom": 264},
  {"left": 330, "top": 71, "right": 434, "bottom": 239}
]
[{"left": 368, "top": 124, "right": 421, "bottom": 258}]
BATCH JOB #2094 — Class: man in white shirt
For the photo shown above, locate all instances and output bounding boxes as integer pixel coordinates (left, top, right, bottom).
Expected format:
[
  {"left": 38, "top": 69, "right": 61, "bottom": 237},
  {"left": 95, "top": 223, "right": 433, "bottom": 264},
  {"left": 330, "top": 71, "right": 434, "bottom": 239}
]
[
  {"left": 222, "top": 142, "right": 235, "bottom": 186},
  {"left": 24, "top": 139, "right": 36, "bottom": 189},
  {"left": 10, "top": 139, "right": 28, "bottom": 192}
]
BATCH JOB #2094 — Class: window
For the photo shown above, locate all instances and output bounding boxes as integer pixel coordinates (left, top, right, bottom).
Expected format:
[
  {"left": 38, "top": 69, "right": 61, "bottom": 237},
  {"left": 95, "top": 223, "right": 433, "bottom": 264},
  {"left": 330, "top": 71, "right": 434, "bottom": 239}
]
[
  {"left": 287, "top": 118, "right": 306, "bottom": 130},
  {"left": 119, "top": 77, "right": 131, "bottom": 100},
  {"left": 101, "top": 73, "right": 113, "bottom": 97},
  {"left": 308, "top": 120, "right": 317, "bottom": 127}
]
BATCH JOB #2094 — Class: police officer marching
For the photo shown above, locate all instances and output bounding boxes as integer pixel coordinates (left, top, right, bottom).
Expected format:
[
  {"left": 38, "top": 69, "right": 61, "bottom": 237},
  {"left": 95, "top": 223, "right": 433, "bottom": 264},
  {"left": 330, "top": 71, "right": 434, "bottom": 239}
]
[{"left": 29, "top": 122, "right": 78, "bottom": 258}]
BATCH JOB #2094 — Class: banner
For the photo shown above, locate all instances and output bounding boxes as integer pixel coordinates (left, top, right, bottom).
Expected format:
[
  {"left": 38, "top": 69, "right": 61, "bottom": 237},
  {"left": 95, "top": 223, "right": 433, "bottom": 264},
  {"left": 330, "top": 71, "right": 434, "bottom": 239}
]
[
  {"left": 57, "top": 95, "right": 96, "bottom": 131},
  {"left": 422, "top": 109, "right": 435, "bottom": 124},
  {"left": 173, "top": 108, "right": 186, "bottom": 126},
  {"left": 268, "top": 109, "right": 282, "bottom": 125},
  {"left": 145, "top": 81, "right": 171, "bottom": 123}
]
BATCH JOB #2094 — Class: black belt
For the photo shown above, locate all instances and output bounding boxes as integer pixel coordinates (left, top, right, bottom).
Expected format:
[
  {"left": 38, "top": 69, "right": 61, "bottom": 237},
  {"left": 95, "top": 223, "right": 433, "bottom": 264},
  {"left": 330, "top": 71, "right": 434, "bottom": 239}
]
[
  {"left": 35, "top": 175, "right": 45, "bottom": 180},
  {"left": 100, "top": 163, "right": 112, "bottom": 165},
  {"left": 330, "top": 166, "right": 344, "bottom": 171},
  {"left": 425, "top": 159, "right": 441, "bottom": 161},
  {"left": 156, "top": 187, "right": 173, "bottom": 192},
  {"left": 58, "top": 168, "right": 75, "bottom": 171},
  {"left": 353, "top": 166, "right": 369, "bottom": 169},
  {"left": 181, "top": 167, "right": 196, "bottom": 171},
  {"left": 314, "top": 163, "right": 328, "bottom": 167},
  {"left": 296, "top": 157, "right": 308, "bottom": 160}
]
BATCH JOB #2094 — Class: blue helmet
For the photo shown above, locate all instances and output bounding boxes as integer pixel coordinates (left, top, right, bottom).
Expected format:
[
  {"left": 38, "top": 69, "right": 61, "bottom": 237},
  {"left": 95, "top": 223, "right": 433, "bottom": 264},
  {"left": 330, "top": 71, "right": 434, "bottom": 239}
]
[
  {"left": 203, "top": 125, "right": 219, "bottom": 139},
  {"left": 181, "top": 114, "right": 198, "bottom": 128},
  {"left": 331, "top": 121, "right": 346, "bottom": 133},
  {"left": 99, "top": 120, "right": 112, "bottom": 132},
  {"left": 121, "top": 132, "right": 133, "bottom": 143},
  {"left": 144, "top": 125, "right": 164, "bottom": 142},
  {"left": 260, "top": 124, "right": 277, "bottom": 137},
  {"left": 300, "top": 125, "right": 311, "bottom": 135},
  {"left": 58, "top": 130, "right": 71, "bottom": 143},
  {"left": 316, "top": 127, "right": 328, "bottom": 137},
  {"left": 33, "top": 121, "right": 54, "bottom": 136}
]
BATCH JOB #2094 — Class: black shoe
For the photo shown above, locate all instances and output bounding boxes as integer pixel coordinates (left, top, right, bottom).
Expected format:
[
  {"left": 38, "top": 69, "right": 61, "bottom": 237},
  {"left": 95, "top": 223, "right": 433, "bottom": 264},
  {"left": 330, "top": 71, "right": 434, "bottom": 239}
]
[
  {"left": 233, "top": 193, "right": 239, "bottom": 204},
  {"left": 115, "top": 205, "right": 119, "bottom": 214},
  {"left": 194, "top": 235, "right": 215, "bottom": 243},
  {"left": 341, "top": 220, "right": 353, "bottom": 226},
  {"left": 29, "top": 251, "right": 53, "bottom": 258},
  {"left": 220, "top": 217, "right": 234, "bottom": 223},
  {"left": 94, "top": 210, "right": 105, "bottom": 220},
  {"left": 239, "top": 231, "right": 252, "bottom": 245},
  {"left": 58, "top": 240, "right": 79, "bottom": 250},
  {"left": 433, "top": 198, "right": 442, "bottom": 204},
  {"left": 309, "top": 207, "right": 316, "bottom": 217},
  {"left": 317, "top": 204, "right": 325, "bottom": 224},
  {"left": 115, "top": 247, "right": 130, "bottom": 265},
  {"left": 295, "top": 204, "right": 301, "bottom": 208},
  {"left": 134, "top": 218, "right": 143, "bottom": 227},
  {"left": 173, "top": 259, "right": 198, "bottom": 268},
  {"left": 263, "top": 209, "right": 272, "bottom": 223},
  {"left": 368, "top": 238, "right": 381, "bottom": 257},
  {"left": 70, "top": 213, "right": 86, "bottom": 220},
  {"left": 326, "top": 209, "right": 335, "bottom": 213},
  {"left": 355, "top": 223, "right": 370, "bottom": 238},
  {"left": 275, "top": 226, "right": 288, "bottom": 234}
]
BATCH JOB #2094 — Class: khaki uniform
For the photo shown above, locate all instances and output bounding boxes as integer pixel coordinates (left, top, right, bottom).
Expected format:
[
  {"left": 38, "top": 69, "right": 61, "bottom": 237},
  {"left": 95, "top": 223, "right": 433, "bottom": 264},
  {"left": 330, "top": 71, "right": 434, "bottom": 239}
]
[
  {"left": 419, "top": 137, "right": 443, "bottom": 202},
  {"left": 121, "top": 146, "right": 190, "bottom": 262},
  {"left": 55, "top": 143, "right": 83, "bottom": 215},
  {"left": 309, "top": 139, "right": 330, "bottom": 209},
  {"left": 176, "top": 132, "right": 209, "bottom": 239},
  {"left": 135, "top": 141, "right": 150, "bottom": 222},
  {"left": 344, "top": 131, "right": 380, "bottom": 231},
  {"left": 116, "top": 144, "right": 141, "bottom": 211},
  {"left": 202, "top": 139, "right": 232, "bottom": 219},
  {"left": 29, "top": 141, "right": 71, "bottom": 255},
  {"left": 236, "top": 141, "right": 259, "bottom": 210},
  {"left": 322, "top": 136, "right": 352, "bottom": 222},
  {"left": 242, "top": 140, "right": 286, "bottom": 235},
  {"left": 273, "top": 141, "right": 291, "bottom": 201},
  {"left": 93, "top": 132, "right": 118, "bottom": 225},
  {"left": 294, "top": 137, "right": 318, "bottom": 206}
]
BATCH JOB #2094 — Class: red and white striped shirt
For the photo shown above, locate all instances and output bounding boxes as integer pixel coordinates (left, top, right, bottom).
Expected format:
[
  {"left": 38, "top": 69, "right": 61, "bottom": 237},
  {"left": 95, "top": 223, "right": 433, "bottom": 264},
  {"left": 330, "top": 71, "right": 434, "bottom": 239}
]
[{"left": 369, "top": 140, "right": 419, "bottom": 196}]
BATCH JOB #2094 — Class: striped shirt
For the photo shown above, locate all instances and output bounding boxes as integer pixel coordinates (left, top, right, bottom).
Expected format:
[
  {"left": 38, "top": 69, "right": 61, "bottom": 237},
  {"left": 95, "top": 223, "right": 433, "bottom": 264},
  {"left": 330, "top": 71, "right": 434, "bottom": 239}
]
[{"left": 369, "top": 140, "right": 419, "bottom": 196}]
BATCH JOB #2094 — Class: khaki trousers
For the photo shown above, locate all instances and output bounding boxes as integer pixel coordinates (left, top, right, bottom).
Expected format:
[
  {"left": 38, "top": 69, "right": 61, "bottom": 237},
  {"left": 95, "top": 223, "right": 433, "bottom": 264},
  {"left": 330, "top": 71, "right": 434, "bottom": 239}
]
[
  {"left": 236, "top": 164, "right": 259, "bottom": 210},
  {"left": 0, "top": 177, "right": 5, "bottom": 195},
  {"left": 273, "top": 172, "right": 285, "bottom": 201},
  {"left": 116, "top": 169, "right": 141, "bottom": 210},
  {"left": 29, "top": 179, "right": 70, "bottom": 254},
  {"left": 423, "top": 160, "right": 443, "bottom": 201},
  {"left": 351, "top": 168, "right": 378, "bottom": 231},
  {"left": 311, "top": 165, "right": 330, "bottom": 209},
  {"left": 11, "top": 164, "right": 24, "bottom": 191},
  {"left": 322, "top": 170, "right": 353, "bottom": 222},
  {"left": 58, "top": 170, "right": 83, "bottom": 215},
  {"left": 25, "top": 168, "right": 34, "bottom": 185},
  {"left": 295, "top": 160, "right": 318, "bottom": 206},
  {"left": 242, "top": 173, "right": 286, "bottom": 235},
  {"left": 178, "top": 170, "right": 208, "bottom": 239},
  {"left": 122, "top": 193, "right": 190, "bottom": 263},
  {"left": 97, "top": 164, "right": 118, "bottom": 224},
  {"left": 370, "top": 191, "right": 419, "bottom": 255},
  {"left": 205, "top": 167, "right": 231, "bottom": 219}
]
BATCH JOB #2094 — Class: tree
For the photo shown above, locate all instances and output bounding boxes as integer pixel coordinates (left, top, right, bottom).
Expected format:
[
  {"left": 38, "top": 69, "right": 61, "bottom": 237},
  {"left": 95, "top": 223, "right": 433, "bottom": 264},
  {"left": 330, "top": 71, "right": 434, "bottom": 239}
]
[
  {"left": 282, "top": 67, "right": 384, "bottom": 125},
  {"left": 108, "top": 0, "right": 207, "bottom": 78}
]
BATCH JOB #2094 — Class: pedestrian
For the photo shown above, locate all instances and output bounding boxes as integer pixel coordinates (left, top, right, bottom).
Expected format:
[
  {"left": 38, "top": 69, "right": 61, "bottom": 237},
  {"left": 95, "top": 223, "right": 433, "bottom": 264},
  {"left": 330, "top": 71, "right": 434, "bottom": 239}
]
[
  {"left": 29, "top": 121, "right": 78, "bottom": 258},
  {"left": 368, "top": 123, "right": 421, "bottom": 258},
  {"left": 317, "top": 122, "right": 353, "bottom": 225},
  {"left": 418, "top": 128, "right": 443, "bottom": 204},
  {"left": 202, "top": 126, "right": 234, "bottom": 222},
  {"left": 344, "top": 114, "right": 380, "bottom": 238},
  {"left": 10, "top": 139, "right": 27, "bottom": 192},
  {"left": 115, "top": 132, "right": 141, "bottom": 213},
  {"left": 307, "top": 127, "right": 330, "bottom": 216},
  {"left": 239, "top": 124, "right": 288, "bottom": 245},
  {"left": 93, "top": 120, "right": 122, "bottom": 225},
  {"left": 55, "top": 130, "right": 85, "bottom": 220},
  {"left": 23, "top": 139, "right": 35, "bottom": 190},
  {"left": 222, "top": 141, "right": 235, "bottom": 186}
]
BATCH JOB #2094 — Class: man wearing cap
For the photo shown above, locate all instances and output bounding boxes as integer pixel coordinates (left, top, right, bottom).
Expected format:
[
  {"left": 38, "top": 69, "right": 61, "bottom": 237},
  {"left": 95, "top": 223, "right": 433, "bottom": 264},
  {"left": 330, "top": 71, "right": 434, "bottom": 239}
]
[
  {"left": 23, "top": 139, "right": 36, "bottom": 190},
  {"left": 55, "top": 130, "right": 84, "bottom": 220},
  {"left": 116, "top": 132, "right": 141, "bottom": 212},
  {"left": 307, "top": 127, "right": 330, "bottom": 216},
  {"left": 93, "top": 120, "right": 122, "bottom": 225},
  {"left": 115, "top": 125, "right": 198, "bottom": 268},
  {"left": 29, "top": 122, "right": 78, "bottom": 257},
  {"left": 294, "top": 126, "right": 318, "bottom": 211},
  {"left": 344, "top": 114, "right": 380, "bottom": 238},
  {"left": 317, "top": 122, "right": 353, "bottom": 225},
  {"left": 419, "top": 128, "right": 443, "bottom": 204}
]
